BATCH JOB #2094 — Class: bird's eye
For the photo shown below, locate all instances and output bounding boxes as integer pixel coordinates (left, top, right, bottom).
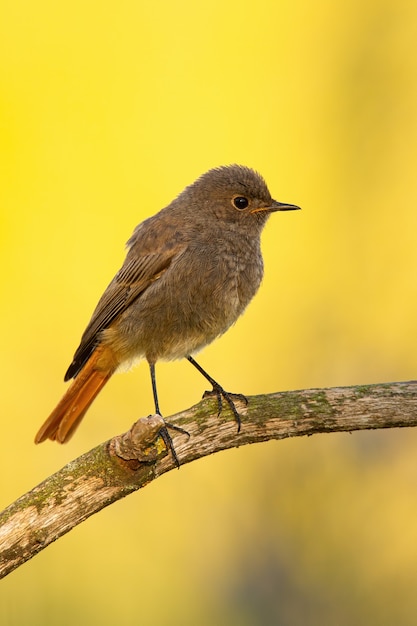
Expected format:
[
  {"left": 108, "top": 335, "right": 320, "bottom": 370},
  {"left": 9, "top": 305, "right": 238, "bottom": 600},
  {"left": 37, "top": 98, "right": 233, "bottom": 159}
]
[{"left": 232, "top": 196, "right": 249, "bottom": 210}]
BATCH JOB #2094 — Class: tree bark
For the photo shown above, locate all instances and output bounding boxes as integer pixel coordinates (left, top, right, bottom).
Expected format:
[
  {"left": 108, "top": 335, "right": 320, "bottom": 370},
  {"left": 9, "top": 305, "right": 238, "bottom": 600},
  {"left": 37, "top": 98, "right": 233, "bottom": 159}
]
[{"left": 1, "top": 380, "right": 417, "bottom": 579}]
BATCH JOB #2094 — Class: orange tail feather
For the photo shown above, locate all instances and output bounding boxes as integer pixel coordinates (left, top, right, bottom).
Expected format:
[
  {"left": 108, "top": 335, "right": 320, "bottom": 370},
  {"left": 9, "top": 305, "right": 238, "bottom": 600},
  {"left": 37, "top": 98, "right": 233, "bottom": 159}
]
[{"left": 35, "top": 347, "right": 116, "bottom": 444}]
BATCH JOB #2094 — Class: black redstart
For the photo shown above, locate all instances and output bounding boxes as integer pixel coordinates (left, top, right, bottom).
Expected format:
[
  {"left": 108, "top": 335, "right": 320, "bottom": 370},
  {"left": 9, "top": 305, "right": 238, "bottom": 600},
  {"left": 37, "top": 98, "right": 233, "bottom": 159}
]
[{"left": 35, "top": 165, "right": 300, "bottom": 460}]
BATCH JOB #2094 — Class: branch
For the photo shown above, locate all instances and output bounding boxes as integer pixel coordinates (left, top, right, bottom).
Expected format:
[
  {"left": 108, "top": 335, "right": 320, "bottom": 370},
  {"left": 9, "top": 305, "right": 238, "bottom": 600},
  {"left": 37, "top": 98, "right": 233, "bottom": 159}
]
[{"left": 1, "top": 380, "right": 417, "bottom": 579}]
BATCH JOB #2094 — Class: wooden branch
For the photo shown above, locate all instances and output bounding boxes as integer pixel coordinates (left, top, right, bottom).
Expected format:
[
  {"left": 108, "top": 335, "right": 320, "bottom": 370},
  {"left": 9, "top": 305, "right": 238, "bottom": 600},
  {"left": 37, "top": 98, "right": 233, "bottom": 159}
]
[{"left": 1, "top": 380, "right": 417, "bottom": 579}]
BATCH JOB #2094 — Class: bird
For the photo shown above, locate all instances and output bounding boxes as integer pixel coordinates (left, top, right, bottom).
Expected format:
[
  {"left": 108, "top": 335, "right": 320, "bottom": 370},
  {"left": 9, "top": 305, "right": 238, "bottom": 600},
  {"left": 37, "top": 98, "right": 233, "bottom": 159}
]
[{"left": 35, "top": 165, "right": 300, "bottom": 463}]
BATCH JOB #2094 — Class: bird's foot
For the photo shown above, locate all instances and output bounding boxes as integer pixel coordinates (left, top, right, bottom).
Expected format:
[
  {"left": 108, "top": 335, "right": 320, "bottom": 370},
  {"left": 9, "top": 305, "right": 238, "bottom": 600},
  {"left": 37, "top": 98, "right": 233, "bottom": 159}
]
[
  {"left": 158, "top": 420, "right": 190, "bottom": 468},
  {"left": 202, "top": 386, "right": 248, "bottom": 432}
]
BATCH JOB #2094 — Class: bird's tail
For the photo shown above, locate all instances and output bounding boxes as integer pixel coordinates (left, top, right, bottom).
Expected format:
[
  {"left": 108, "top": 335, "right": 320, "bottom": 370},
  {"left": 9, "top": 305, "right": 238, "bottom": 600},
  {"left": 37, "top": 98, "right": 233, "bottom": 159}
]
[{"left": 35, "top": 346, "right": 116, "bottom": 444}]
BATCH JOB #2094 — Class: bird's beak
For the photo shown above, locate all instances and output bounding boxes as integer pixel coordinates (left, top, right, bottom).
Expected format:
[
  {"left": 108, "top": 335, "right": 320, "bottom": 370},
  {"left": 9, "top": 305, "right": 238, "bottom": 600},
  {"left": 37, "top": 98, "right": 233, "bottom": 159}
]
[{"left": 251, "top": 199, "right": 301, "bottom": 214}]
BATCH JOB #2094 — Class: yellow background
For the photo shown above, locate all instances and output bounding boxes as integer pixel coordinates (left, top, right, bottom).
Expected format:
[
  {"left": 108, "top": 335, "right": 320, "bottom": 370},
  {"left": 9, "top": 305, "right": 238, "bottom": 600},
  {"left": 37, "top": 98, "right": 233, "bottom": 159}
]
[{"left": 1, "top": 0, "right": 417, "bottom": 624}]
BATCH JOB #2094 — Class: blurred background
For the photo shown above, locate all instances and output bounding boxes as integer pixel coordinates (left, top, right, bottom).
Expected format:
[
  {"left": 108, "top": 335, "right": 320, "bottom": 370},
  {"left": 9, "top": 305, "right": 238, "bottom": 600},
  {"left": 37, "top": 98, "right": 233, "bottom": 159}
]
[{"left": 1, "top": 0, "right": 417, "bottom": 624}]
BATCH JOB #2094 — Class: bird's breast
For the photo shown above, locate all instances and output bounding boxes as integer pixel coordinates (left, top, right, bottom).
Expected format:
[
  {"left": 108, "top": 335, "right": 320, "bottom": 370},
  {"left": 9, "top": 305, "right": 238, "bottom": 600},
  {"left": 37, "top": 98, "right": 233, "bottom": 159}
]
[
  {"left": 179, "top": 232, "right": 264, "bottom": 326},
  {"left": 107, "top": 232, "right": 264, "bottom": 363}
]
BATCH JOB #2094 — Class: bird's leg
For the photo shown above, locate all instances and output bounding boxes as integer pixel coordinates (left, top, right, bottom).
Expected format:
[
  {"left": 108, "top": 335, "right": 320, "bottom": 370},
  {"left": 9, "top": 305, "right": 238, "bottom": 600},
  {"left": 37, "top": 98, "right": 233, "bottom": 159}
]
[
  {"left": 149, "top": 362, "right": 189, "bottom": 467},
  {"left": 186, "top": 355, "right": 247, "bottom": 432},
  {"left": 149, "top": 362, "right": 161, "bottom": 415}
]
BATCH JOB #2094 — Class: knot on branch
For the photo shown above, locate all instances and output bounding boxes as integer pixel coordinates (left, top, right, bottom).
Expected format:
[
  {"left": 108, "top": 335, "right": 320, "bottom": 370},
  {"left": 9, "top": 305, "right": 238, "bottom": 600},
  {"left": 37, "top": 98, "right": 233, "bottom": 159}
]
[{"left": 110, "top": 414, "right": 167, "bottom": 466}]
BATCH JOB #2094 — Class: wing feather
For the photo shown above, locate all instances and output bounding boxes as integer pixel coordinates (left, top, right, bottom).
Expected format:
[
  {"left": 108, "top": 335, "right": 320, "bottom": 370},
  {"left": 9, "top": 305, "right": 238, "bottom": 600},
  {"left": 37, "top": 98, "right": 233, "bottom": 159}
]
[{"left": 65, "top": 241, "right": 185, "bottom": 380}]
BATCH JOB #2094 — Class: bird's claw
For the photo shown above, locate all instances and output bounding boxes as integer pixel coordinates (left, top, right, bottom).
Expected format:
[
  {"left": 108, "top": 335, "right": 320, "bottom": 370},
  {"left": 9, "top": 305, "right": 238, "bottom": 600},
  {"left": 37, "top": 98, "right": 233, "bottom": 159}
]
[
  {"left": 157, "top": 420, "right": 190, "bottom": 468},
  {"left": 202, "top": 386, "right": 247, "bottom": 433}
]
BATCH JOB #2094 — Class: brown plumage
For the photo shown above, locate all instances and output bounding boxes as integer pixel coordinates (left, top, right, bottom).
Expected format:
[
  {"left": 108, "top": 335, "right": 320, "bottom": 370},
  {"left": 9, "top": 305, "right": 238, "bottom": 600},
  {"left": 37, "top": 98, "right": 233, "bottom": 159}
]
[
  {"left": 35, "top": 165, "right": 299, "bottom": 453},
  {"left": 35, "top": 345, "right": 116, "bottom": 443}
]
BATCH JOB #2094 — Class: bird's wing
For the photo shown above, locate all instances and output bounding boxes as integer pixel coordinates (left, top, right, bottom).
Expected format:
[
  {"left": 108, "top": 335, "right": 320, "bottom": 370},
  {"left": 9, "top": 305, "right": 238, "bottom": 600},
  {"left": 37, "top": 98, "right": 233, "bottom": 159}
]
[{"left": 65, "top": 239, "right": 185, "bottom": 380}]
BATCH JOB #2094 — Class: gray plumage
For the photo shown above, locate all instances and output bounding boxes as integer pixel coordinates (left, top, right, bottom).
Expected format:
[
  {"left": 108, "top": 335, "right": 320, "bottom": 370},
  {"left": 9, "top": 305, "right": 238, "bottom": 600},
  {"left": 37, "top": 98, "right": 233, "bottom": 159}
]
[{"left": 66, "top": 165, "right": 298, "bottom": 379}]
